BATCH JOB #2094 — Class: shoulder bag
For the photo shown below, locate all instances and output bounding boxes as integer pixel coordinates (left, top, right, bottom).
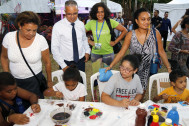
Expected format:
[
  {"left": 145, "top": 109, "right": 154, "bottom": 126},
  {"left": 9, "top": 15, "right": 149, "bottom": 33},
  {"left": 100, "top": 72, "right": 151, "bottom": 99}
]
[
  {"left": 150, "top": 28, "right": 161, "bottom": 75},
  {"left": 17, "top": 31, "right": 47, "bottom": 93},
  {"left": 106, "top": 18, "right": 122, "bottom": 54}
]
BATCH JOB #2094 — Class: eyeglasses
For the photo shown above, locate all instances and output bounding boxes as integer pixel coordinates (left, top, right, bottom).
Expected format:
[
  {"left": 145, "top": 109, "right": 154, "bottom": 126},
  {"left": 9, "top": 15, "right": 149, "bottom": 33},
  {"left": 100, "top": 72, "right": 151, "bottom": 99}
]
[{"left": 119, "top": 66, "right": 133, "bottom": 73}]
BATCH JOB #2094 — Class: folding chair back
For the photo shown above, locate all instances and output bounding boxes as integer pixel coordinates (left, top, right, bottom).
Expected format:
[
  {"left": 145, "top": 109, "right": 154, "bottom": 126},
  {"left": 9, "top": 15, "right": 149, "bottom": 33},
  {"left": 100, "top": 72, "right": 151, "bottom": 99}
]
[{"left": 90, "top": 70, "right": 119, "bottom": 102}]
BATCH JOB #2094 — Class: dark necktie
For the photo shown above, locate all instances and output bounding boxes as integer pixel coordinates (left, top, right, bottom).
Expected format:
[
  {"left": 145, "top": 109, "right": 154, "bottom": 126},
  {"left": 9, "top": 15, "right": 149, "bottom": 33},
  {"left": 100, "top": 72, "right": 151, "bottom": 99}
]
[{"left": 71, "top": 23, "right": 79, "bottom": 63}]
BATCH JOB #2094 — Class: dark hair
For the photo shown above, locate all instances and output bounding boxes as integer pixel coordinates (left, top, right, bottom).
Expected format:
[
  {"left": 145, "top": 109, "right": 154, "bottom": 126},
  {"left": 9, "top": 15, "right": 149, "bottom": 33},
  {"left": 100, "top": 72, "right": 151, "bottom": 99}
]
[
  {"left": 181, "top": 9, "right": 189, "bottom": 19},
  {"left": 90, "top": 2, "right": 111, "bottom": 20},
  {"left": 155, "top": 10, "right": 159, "bottom": 14},
  {"left": 181, "top": 16, "right": 189, "bottom": 29},
  {"left": 0, "top": 72, "right": 16, "bottom": 91},
  {"left": 63, "top": 65, "right": 81, "bottom": 82},
  {"left": 15, "top": 11, "right": 41, "bottom": 29},
  {"left": 120, "top": 54, "right": 142, "bottom": 70},
  {"left": 165, "top": 11, "right": 169, "bottom": 14},
  {"left": 169, "top": 69, "right": 186, "bottom": 83},
  {"left": 133, "top": 8, "right": 150, "bottom": 30},
  {"left": 184, "top": 9, "right": 189, "bottom": 15}
]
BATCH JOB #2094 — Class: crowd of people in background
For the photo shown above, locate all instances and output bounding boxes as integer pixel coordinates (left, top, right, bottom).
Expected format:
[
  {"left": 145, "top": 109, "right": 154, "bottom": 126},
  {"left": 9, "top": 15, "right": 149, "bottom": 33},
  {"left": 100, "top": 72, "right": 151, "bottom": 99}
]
[{"left": 0, "top": 0, "right": 189, "bottom": 125}]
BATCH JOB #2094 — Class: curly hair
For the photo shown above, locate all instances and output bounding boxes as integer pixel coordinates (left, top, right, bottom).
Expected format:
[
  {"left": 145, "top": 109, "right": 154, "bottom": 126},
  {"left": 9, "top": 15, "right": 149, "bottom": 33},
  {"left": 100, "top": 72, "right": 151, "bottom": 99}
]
[
  {"left": 133, "top": 8, "right": 150, "bottom": 30},
  {"left": 90, "top": 2, "right": 111, "bottom": 20},
  {"left": 121, "top": 54, "right": 142, "bottom": 70},
  {"left": 15, "top": 11, "right": 41, "bottom": 29}
]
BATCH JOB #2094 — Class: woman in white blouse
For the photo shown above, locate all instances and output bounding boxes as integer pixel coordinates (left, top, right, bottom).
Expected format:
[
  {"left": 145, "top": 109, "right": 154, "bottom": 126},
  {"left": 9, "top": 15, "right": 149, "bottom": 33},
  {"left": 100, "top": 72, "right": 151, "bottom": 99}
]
[{"left": 0, "top": 11, "right": 52, "bottom": 100}]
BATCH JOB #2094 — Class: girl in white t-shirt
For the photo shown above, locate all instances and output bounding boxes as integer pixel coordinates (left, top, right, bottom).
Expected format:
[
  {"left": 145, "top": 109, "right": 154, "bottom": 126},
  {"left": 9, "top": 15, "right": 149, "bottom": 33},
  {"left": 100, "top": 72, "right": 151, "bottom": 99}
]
[{"left": 44, "top": 65, "right": 87, "bottom": 101}]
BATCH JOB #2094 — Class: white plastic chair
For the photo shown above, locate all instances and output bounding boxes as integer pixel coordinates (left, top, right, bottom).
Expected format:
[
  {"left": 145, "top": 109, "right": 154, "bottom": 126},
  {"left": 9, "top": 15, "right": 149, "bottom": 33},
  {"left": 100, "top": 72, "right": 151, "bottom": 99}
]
[
  {"left": 187, "top": 77, "right": 189, "bottom": 90},
  {"left": 90, "top": 70, "right": 119, "bottom": 102},
  {"left": 52, "top": 70, "right": 63, "bottom": 83},
  {"left": 51, "top": 70, "right": 87, "bottom": 100},
  {"left": 149, "top": 73, "right": 189, "bottom": 102},
  {"left": 148, "top": 72, "right": 170, "bottom": 102}
]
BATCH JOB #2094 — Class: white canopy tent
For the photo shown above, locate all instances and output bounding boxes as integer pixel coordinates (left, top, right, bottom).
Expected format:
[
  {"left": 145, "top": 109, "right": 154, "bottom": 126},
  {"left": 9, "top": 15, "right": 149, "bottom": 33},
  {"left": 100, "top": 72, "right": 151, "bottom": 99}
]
[
  {"left": 0, "top": 0, "right": 51, "bottom": 33},
  {"left": 0, "top": 0, "right": 51, "bottom": 13},
  {"left": 94, "top": 0, "right": 122, "bottom": 13},
  {"left": 168, "top": 0, "right": 189, "bottom": 4},
  {"left": 153, "top": 2, "right": 189, "bottom": 41},
  {"left": 55, "top": 0, "right": 122, "bottom": 14}
]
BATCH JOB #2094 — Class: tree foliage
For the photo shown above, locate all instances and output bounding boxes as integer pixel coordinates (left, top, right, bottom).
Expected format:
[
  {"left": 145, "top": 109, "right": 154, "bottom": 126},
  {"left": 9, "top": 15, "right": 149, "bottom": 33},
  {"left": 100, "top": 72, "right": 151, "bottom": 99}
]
[{"left": 111, "top": 0, "right": 172, "bottom": 21}]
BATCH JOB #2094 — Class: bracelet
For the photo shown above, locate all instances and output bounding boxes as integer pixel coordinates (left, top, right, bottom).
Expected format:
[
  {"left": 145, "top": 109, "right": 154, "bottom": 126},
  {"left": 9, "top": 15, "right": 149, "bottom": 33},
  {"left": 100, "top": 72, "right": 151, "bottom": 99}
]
[{"left": 6, "top": 116, "right": 10, "bottom": 123}]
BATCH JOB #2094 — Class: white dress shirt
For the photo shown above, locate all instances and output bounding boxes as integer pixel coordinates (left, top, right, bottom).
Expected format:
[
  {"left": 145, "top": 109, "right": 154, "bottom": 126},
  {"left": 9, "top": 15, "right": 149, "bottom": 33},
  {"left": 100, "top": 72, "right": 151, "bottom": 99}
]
[{"left": 51, "top": 18, "right": 90, "bottom": 69}]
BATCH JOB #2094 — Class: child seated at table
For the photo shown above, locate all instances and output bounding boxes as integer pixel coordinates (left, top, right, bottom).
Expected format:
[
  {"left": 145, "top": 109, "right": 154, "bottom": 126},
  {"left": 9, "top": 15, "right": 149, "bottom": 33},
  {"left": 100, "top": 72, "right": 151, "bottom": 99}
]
[
  {"left": 153, "top": 69, "right": 189, "bottom": 103},
  {"left": 0, "top": 72, "right": 41, "bottom": 126},
  {"left": 101, "top": 54, "right": 143, "bottom": 107},
  {"left": 44, "top": 65, "right": 87, "bottom": 101}
]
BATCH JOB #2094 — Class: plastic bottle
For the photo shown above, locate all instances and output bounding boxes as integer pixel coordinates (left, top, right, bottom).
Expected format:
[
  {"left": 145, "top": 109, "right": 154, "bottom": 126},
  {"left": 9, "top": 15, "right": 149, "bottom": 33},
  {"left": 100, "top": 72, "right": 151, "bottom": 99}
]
[
  {"left": 15, "top": 97, "right": 25, "bottom": 113},
  {"left": 150, "top": 53, "right": 158, "bottom": 74},
  {"left": 135, "top": 104, "right": 147, "bottom": 126},
  {"left": 166, "top": 106, "right": 179, "bottom": 125},
  {"left": 147, "top": 114, "right": 153, "bottom": 126},
  {"left": 160, "top": 118, "right": 172, "bottom": 126},
  {"left": 148, "top": 108, "right": 158, "bottom": 126},
  {"left": 153, "top": 53, "right": 158, "bottom": 63},
  {"left": 150, "top": 115, "right": 159, "bottom": 126}
]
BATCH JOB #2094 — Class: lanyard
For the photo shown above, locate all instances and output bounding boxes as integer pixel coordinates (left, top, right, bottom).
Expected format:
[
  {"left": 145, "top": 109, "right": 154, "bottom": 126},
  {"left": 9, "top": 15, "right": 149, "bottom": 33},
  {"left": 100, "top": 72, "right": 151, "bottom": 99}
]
[{"left": 96, "top": 20, "right": 105, "bottom": 43}]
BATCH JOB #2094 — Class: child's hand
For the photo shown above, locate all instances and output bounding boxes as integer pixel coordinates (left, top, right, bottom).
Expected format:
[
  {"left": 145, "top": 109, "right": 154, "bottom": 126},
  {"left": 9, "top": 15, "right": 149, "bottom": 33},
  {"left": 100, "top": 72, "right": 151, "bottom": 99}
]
[
  {"left": 8, "top": 114, "right": 29, "bottom": 124},
  {"left": 31, "top": 103, "right": 41, "bottom": 113},
  {"left": 129, "top": 99, "right": 140, "bottom": 106},
  {"left": 119, "top": 99, "right": 130, "bottom": 108},
  {"left": 56, "top": 91, "right": 64, "bottom": 98},
  {"left": 161, "top": 93, "right": 169, "bottom": 100}
]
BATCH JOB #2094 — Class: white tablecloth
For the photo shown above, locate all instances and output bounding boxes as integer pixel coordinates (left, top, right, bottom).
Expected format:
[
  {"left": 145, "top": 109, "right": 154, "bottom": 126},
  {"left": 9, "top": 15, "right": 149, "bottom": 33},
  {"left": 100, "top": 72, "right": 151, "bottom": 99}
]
[{"left": 14, "top": 100, "right": 189, "bottom": 126}]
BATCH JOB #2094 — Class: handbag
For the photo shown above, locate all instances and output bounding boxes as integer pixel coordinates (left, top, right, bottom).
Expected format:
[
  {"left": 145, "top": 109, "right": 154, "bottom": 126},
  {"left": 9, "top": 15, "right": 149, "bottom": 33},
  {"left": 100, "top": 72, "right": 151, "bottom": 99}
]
[
  {"left": 106, "top": 18, "right": 122, "bottom": 54},
  {"left": 17, "top": 31, "right": 47, "bottom": 93},
  {"left": 99, "top": 68, "right": 113, "bottom": 82},
  {"left": 150, "top": 28, "right": 161, "bottom": 75}
]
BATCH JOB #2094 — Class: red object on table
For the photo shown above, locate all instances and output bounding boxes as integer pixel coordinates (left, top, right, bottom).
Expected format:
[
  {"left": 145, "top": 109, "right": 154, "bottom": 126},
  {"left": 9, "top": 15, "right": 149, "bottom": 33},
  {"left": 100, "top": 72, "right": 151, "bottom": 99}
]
[
  {"left": 150, "top": 122, "right": 159, "bottom": 126},
  {"left": 89, "top": 115, "right": 97, "bottom": 119},
  {"left": 152, "top": 104, "right": 160, "bottom": 108}
]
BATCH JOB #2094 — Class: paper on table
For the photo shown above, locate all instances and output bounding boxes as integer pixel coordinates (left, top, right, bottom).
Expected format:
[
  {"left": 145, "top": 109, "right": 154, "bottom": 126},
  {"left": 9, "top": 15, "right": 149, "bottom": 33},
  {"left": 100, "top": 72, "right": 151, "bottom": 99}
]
[
  {"left": 182, "top": 118, "right": 189, "bottom": 126},
  {"left": 14, "top": 104, "right": 51, "bottom": 126}
]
